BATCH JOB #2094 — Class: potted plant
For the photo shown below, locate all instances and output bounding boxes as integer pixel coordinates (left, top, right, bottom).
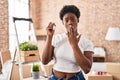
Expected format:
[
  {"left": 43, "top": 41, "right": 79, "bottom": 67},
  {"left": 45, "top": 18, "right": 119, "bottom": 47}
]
[
  {"left": 32, "top": 64, "right": 40, "bottom": 79},
  {"left": 19, "top": 42, "right": 38, "bottom": 51},
  {"left": 19, "top": 42, "right": 39, "bottom": 62}
]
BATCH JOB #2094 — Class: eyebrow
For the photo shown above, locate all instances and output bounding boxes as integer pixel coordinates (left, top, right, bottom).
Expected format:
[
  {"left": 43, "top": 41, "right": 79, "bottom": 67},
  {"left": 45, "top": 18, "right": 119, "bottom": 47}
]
[{"left": 64, "top": 16, "right": 76, "bottom": 19}]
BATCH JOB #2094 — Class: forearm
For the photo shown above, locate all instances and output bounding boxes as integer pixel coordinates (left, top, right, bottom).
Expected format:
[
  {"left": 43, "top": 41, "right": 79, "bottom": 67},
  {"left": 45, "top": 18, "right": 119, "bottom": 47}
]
[
  {"left": 42, "top": 36, "right": 53, "bottom": 64},
  {"left": 72, "top": 44, "right": 92, "bottom": 74}
]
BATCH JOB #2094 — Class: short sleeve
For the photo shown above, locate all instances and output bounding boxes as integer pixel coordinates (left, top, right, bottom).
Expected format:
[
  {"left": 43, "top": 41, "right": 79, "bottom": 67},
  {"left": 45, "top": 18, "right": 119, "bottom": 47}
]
[{"left": 81, "top": 36, "right": 94, "bottom": 52}]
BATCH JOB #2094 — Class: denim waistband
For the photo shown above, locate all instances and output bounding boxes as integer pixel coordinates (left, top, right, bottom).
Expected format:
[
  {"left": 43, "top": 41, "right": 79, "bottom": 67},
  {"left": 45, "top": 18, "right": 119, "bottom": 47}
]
[{"left": 49, "top": 70, "right": 85, "bottom": 80}]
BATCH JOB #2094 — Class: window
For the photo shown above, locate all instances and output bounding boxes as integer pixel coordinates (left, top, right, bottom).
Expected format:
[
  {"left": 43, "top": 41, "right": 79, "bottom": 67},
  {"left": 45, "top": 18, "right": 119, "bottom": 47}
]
[{"left": 8, "top": 0, "right": 29, "bottom": 59}]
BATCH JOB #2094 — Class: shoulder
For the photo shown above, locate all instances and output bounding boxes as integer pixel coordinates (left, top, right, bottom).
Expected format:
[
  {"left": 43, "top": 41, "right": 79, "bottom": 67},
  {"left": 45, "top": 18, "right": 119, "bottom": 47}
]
[
  {"left": 52, "top": 33, "right": 67, "bottom": 47},
  {"left": 79, "top": 35, "right": 94, "bottom": 52},
  {"left": 80, "top": 35, "right": 92, "bottom": 43}
]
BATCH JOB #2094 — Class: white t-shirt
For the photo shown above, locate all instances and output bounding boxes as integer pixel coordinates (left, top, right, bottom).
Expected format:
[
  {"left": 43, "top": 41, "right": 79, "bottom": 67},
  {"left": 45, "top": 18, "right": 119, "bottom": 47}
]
[{"left": 52, "top": 33, "right": 94, "bottom": 73}]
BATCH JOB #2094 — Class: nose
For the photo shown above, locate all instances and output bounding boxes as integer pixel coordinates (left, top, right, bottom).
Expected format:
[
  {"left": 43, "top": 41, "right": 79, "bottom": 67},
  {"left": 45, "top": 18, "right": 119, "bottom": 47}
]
[{"left": 68, "top": 19, "right": 72, "bottom": 25}]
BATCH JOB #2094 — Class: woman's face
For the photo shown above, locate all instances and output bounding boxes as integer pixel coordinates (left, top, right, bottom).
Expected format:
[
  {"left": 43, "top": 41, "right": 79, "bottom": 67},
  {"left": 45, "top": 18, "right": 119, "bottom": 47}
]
[{"left": 62, "top": 12, "right": 79, "bottom": 34}]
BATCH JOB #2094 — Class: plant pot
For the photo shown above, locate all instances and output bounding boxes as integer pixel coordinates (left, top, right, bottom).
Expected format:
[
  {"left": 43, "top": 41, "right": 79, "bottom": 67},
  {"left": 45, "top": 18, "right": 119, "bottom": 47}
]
[
  {"left": 32, "top": 71, "right": 40, "bottom": 79},
  {"left": 21, "top": 50, "right": 40, "bottom": 62}
]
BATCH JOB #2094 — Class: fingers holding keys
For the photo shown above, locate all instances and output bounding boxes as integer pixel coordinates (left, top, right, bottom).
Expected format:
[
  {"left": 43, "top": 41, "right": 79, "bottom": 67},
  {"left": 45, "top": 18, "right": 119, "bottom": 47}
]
[
  {"left": 47, "top": 22, "right": 56, "bottom": 31},
  {"left": 46, "top": 22, "right": 56, "bottom": 36}
]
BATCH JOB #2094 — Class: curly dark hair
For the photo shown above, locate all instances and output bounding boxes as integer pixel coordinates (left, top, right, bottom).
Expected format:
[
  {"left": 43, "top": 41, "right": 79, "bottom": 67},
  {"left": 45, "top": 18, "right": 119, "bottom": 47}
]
[{"left": 59, "top": 5, "right": 80, "bottom": 20}]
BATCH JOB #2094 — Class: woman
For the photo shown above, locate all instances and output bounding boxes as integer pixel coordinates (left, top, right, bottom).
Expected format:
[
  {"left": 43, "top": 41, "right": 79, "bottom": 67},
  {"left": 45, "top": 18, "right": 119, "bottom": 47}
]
[{"left": 42, "top": 5, "right": 94, "bottom": 80}]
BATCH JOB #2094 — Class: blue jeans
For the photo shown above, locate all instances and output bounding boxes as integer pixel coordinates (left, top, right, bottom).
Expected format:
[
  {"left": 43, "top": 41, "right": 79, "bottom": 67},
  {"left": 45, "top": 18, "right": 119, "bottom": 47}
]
[{"left": 48, "top": 71, "right": 85, "bottom": 80}]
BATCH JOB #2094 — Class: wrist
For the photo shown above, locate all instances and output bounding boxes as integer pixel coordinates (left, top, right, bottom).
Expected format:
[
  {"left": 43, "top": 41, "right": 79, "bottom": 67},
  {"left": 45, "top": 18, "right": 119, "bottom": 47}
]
[
  {"left": 47, "top": 35, "right": 53, "bottom": 41},
  {"left": 47, "top": 35, "right": 53, "bottom": 38},
  {"left": 71, "top": 43, "right": 78, "bottom": 49}
]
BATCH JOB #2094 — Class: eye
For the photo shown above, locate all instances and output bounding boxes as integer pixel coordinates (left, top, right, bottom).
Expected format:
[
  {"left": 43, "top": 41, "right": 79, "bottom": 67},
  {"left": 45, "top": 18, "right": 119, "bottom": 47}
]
[{"left": 65, "top": 19, "right": 68, "bottom": 23}]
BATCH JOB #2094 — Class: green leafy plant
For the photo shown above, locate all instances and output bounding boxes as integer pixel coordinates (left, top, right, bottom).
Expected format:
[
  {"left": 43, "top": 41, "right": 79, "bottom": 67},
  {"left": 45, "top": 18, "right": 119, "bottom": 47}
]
[
  {"left": 19, "top": 42, "right": 38, "bottom": 51},
  {"left": 32, "top": 64, "right": 39, "bottom": 72}
]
